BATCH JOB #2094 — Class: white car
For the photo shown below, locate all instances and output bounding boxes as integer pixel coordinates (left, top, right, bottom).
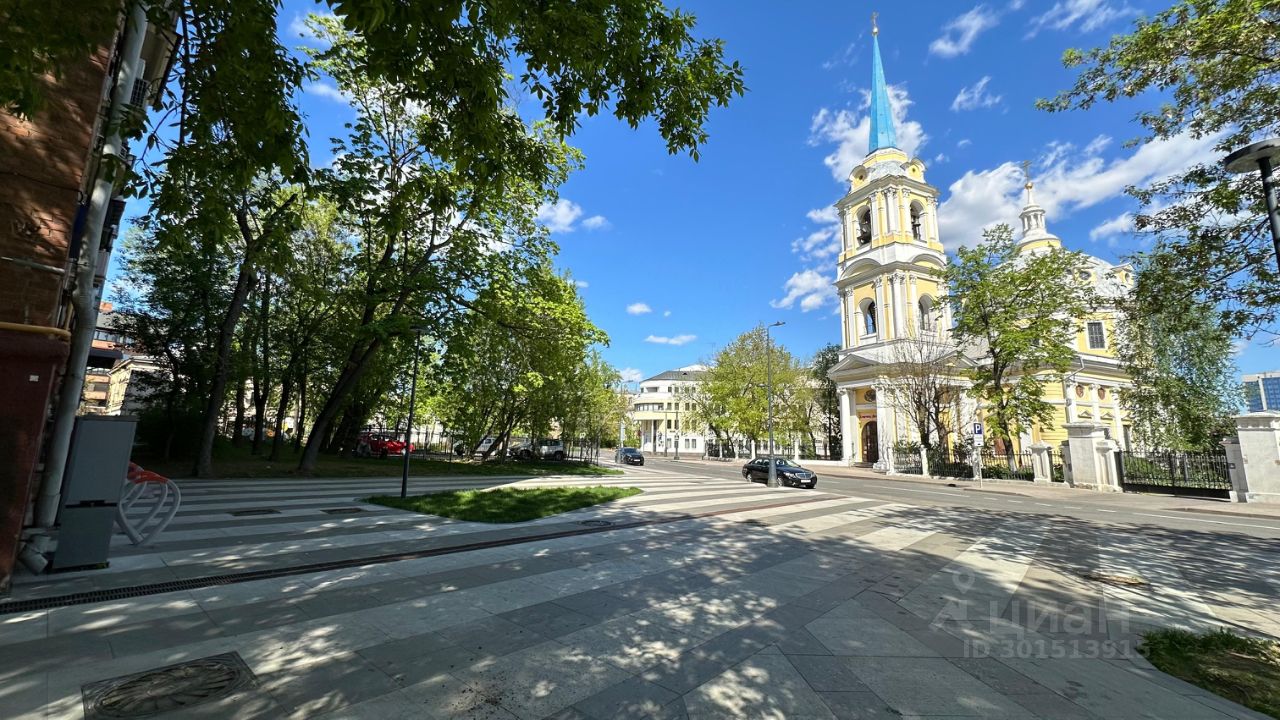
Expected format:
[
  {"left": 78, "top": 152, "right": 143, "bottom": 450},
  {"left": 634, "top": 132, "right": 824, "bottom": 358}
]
[
  {"left": 453, "top": 436, "right": 499, "bottom": 456},
  {"left": 512, "top": 438, "right": 566, "bottom": 461}
]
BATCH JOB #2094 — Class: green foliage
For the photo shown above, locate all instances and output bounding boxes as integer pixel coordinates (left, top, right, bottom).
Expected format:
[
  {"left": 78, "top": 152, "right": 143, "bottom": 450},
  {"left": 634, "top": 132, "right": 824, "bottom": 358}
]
[
  {"left": 1118, "top": 271, "right": 1242, "bottom": 450},
  {"left": 1140, "top": 628, "right": 1280, "bottom": 719},
  {"left": 692, "top": 326, "right": 806, "bottom": 446},
  {"left": 1039, "top": 0, "right": 1280, "bottom": 337},
  {"left": 943, "top": 224, "right": 1095, "bottom": 446},
  {"left": 368, "top": 486, "right": 641, "bottom": 523},
  {"left": 809, "top": 344, "right": 843, "bottom": 456}
]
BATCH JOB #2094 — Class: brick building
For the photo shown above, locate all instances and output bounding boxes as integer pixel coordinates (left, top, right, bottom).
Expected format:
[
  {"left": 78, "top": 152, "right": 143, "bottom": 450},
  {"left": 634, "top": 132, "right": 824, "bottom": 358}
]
[{"left": 0, "top": 6, "right": 174, "bottom": 590}]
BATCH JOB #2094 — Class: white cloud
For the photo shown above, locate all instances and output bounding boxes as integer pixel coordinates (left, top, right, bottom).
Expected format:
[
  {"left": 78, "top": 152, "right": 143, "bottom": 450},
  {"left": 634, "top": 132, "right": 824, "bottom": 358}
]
[
  {"left": 619, "top": 367, "right": 644, "bottom": 383},
  {"left": 306, "top": 82, "right": 349, "bottom": 104},
  {"left": 535, "top": 199, "right": 584, "bottom": 233},
  {"left": 645, "top": 334, "right": 697, "bottom": 346},
  {"left": 663, "top": 310, "right": 672, "bottom": 317},
  {"left": 1028, "top": 0, "right": 1132, "bottom": 36},
  {"left": 626, "top": 302, "right": 652, "bottom": 315},
  {"left": 1008, "top": 0, "right": 1026, "bottom": 9},
  {"left": 930, "top": 5, "right": 1000, "bottom": 58},
  {"left": 951, "top": 76, "right": 1002, "bottom": 111},
  {"left": 1089, "top": 212, "right": 1133, "bottom": 241},
  {"left": 573, "top": 279, "right": 589, "bottom": 289},
  {"left": 771, "top": 269, "right": 837, "bottom": 312},
  {"left": 937, "top": 129, "right": 1222, "bottom": 250},
  {"left": 1084, "top": 134, "right": 1112, "bottom": 155},
  {"left": 957, "top": 138, "right": 973, "bottom": 148},
  {"left": 581, "top": 215, "right": 610, "bottom": 230},
  {"left": 810, "top": 84, "right": 928, "bottom": 182},
  {"left": 933, "top": 153, "right": 950, "bottom": 164}
]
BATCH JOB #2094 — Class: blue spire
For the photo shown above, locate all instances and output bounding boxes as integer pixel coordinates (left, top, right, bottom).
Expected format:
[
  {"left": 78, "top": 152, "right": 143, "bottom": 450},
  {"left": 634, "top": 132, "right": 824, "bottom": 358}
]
[{"left": 869, "top": 19, "right": 898, "bottom": 153}]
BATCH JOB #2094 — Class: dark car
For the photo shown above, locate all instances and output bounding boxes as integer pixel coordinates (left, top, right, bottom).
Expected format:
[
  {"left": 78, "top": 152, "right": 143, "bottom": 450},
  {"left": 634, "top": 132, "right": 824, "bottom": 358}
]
[
  {"left": 619, "top": 447, "right": 645, "bottom": 466},
  {"left": 741, "top": 457, "right": 818, "bottom": 488}
]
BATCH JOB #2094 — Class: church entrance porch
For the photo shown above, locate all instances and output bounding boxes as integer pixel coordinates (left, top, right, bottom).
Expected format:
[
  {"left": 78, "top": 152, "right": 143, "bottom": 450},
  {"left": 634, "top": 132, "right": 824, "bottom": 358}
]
[{"left": 861, "top": 421, "right": 879, "bottom": 464}]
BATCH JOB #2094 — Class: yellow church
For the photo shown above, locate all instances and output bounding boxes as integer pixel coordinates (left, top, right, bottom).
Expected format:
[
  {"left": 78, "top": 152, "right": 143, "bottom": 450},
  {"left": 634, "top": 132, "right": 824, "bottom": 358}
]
[{"left": 826, "top": 21, "right": 1135, "bottom": 469}]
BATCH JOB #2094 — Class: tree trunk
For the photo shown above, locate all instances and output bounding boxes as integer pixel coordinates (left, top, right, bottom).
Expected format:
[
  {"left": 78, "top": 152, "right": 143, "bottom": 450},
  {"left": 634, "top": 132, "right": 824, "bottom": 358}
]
[
  {"left": 251, "top": 273, "right": 272, "bottom": 455},
  {"left": 230, "top": 370, "right": 247, "bottom": 448},
  {"left": 269, "top": 372, "right": 293, "bottom": 462},
  {"left": 293, "top": 354, "right": 306, "bottom": 453},
  {"left": 298, "top": 337, "right": 385, "bottom": 473},
  {"left": 194, "top": 205, "right": 261, "bottom": 477}
]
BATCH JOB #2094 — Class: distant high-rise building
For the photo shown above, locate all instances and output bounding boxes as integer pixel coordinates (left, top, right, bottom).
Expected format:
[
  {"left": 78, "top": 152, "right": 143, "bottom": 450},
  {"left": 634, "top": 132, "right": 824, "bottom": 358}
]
[{"left": 1243, "top": 371, "right": 1280, "bottom": 412}]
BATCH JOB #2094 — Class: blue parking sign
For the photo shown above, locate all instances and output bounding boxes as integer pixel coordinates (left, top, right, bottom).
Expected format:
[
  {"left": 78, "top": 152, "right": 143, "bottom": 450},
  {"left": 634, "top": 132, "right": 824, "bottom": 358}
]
[{"left": 973, "top": 422, "right": 983, "bottom": 435}]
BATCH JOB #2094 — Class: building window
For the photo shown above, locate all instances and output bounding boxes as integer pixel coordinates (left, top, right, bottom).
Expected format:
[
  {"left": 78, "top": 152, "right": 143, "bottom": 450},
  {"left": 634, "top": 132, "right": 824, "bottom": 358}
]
[
  {"left": 1086, "top": 321, "right": 1106, "bottom": 349},
  {"left": 857, "top": 208, "right": 872, "bottom": 246},
  {"left": 910, "top": 202, "right": 924, "bottom": 242},
  {"left": 918, "top": 296, "right": 934, "bottom": 331},
  {"left": 861, "top": 300, "right": 877, "bottom": 335}
]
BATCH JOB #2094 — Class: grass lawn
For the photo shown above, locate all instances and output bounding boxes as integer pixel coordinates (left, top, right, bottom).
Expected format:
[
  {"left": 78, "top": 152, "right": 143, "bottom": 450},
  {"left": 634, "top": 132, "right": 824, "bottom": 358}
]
[
  {"left": 139, "top": 443, "right": 623, "bottom": 479},
  {"left": 367, "top": 486, "right": 643, "bottom": 523},
  {"left": 1140, "top": 628, "right": 1280, "bottom": 719}
]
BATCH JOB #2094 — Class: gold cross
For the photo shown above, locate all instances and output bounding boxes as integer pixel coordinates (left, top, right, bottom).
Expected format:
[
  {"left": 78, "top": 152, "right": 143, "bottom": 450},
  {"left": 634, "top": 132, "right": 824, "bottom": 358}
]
[
  {"left": 1020, "top": 159, "right": 1032, "bottom": 184},
  {"left": 871, "top": 11, "right": 879, "bottom": 35}
]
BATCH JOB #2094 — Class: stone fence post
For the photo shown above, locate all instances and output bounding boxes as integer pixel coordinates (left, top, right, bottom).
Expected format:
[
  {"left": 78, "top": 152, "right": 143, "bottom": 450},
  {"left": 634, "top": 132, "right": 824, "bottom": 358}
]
[
  {"left": 919, "top": 446, "right": 930, "bottom": 477},
  {"left": 1062, "top": 423, "right": 1117, "bottom": 491},
  {"left": 1059, "top": 440, "right": 1073, "bottom": 485},
  {"left": 1095, "top": 438, "right": 1120, "bottom": 491},
  {"left": 1232, "top": 411, "right": 1280, "bottom": 504},
  {"left": 1028, "top": 443, "right": 1052, "bottom": 483},
  {"left": 1222, "top": 437, "right": 1247, "bottom": 502}
]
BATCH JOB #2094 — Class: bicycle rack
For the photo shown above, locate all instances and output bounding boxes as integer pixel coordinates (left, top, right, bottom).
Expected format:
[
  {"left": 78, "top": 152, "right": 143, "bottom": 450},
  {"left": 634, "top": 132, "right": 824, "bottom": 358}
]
[{"left": 115, "top": 463, "right": 182, "bottom": 546}]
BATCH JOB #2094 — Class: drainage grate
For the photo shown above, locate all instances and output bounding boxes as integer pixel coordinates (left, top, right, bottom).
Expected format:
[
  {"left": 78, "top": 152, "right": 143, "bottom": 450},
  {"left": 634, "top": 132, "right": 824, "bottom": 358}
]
[
  {"left": 579, "top": 520, "right": 613, "bottom": 528},
  {"left": 227, "top": 509, "right": 281, "bottom": 517},
  {"left": 82, "top": 652, "right": 256, "bottom": 719},
  {"left": 320, "top": 507, "right": 364, "bottom": 515},
  {"left": 0, "top": 495, "right": 834, "bottom": 615}
]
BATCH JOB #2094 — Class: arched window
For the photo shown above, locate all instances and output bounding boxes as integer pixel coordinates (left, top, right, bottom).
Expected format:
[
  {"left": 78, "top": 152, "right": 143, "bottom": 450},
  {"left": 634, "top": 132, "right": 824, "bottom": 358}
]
[
  {"left": 918, "top": 296, "right": 935, "bottom": 331},
  {"left": 861, "top": 299, "right": 877, "bottom": 335},
  {"left": 910, "top": 202, "right": 924, "bottom": 242},
  {"left": 857, "top": 208, "right": 872, "bottom": 246}
]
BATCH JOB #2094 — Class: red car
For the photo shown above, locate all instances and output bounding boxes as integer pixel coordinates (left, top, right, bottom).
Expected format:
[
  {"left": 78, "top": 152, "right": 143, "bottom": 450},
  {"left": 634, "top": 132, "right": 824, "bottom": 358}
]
[{"left": 356, "top": 432, "right": 413, "bottom": 458}]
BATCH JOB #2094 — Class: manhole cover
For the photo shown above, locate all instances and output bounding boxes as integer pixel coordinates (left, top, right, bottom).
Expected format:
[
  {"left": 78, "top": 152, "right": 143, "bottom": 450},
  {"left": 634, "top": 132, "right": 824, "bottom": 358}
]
[
  {"left": 321, "top": 507, "right": 364, "bottom": 515},
  {"left": 82, "top": 652, "right": 256, "bottom": 719},
  {"left": 228, "top": 509, "right": 280, "bottom": 517},
  {"left": 579, "top": 520, "right": 613, "bottom": 527},
  {"left": 1080, "top": 571, "right": 1148, "bottom": 587}
]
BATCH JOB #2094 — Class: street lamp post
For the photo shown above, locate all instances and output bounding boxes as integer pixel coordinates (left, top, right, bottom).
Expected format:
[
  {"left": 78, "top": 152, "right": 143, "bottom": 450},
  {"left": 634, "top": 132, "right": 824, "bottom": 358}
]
[
  {"left": 400, "top": 327, "right": 427, "bottom": 499},
  {"left": 673, "top": 390, "right": 681, "bottom": 461},
  {"left": 765, "top": 321, "right": 785, "bottom": 488},
  {"left": 1223, "top": 138, "right": 1280, "bottom": 274}
]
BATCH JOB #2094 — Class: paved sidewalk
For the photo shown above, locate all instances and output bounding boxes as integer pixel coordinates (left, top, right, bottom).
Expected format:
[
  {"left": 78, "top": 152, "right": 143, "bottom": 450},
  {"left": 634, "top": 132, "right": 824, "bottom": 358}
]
[{"left": 1, "top": 465, "right": 1273, "bottom": 719}]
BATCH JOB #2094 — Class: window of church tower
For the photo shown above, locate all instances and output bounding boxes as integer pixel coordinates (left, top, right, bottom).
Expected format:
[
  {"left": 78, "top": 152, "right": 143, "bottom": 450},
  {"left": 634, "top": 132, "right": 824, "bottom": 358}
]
[
  {"left": 1087, "top": 321, "right": 1106, "bottom": 349},
  {"left": 857, "top": 208, "right": 872, "bottom": 246},
  {"left": 918, "top": 296, "right": 935, "bottom": 331},
  {"left": 860, "top": 299, "right": 877, "bottom": 335},
  {"left": 910, "top": 202, "right": 924, "bottom": 242}
]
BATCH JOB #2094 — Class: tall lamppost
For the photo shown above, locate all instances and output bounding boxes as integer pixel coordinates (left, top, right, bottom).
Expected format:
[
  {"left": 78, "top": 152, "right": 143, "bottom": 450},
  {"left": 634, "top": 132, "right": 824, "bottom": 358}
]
[
  {"left": 673, "top": 387, "right": 682, "bottom": 461},
  {"left": 1223, "top": 138, "right": 1280, "bottom": 273},
  {"left": 765, "top": 320, "right": 786, "bottom": 488},
  {"left": 400, "top": 326, "right": 427, "bottom": 499}
]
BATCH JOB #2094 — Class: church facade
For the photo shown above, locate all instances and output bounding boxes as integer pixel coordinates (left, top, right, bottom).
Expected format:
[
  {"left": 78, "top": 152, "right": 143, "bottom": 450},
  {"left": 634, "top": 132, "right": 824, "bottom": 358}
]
[{"left": 827, "top": 21, "right": 1136, "bottom": 467}]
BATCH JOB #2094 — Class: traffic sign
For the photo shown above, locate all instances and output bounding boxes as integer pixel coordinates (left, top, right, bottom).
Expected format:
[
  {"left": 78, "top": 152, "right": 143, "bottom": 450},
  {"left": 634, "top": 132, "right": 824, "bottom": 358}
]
[{"left": 972, "top": 422, "right": 983, "bottom": 435}]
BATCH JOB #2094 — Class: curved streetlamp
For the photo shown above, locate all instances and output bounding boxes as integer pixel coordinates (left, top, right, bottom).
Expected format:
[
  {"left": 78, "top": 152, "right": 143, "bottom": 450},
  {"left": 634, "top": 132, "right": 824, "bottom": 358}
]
[{"left": 1222, "top": 138, "right": 1280, "bottom": 273}]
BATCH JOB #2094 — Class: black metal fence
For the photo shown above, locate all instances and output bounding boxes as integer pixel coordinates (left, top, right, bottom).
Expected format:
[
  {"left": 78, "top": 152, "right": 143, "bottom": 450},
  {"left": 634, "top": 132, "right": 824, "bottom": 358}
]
[
  {"left": 1115, "top": 450, "right": 1232, "bottom": 498},
  {"left": 926, "top": 446, "right": 974, "bottom": 479},
  {"left": 893, "top": 448, "right": 923, "bottom": 475},
  {"left": 980, "top": 451, "right": 1036, "bottom": 481}
]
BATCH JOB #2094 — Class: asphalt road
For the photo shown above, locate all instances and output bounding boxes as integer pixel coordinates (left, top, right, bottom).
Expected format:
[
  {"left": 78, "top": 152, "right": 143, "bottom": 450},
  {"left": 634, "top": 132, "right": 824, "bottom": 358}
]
[{"left": 639, "top": 456, "right": 1280, "bottom": 540}]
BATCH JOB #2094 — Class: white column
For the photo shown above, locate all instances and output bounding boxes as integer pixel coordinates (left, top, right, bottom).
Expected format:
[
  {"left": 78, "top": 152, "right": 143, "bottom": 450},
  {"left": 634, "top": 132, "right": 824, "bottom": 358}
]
[
  {"left": 853, "top": 303, "right": 864, "bottom": 347},
  {"left": 870, "top": 192, "right": 882, "bottom": 241},
  {"left": 840, "top": 389, "right": 854, "bottom": 465},
  {"left": 1090, "top": 384, "right": 1102, "bottom": 429},
  {"left": 1109, "top": 386, "right": 1124, "bottom": 448},
  {"left": 1064, "top": 380, "right": 1077, "bottom": 423},
  {"left": 887, "top": 189, "right": 898, "bottom": 233},
  {"left": 927, "top": 198, "right": 940, "bottom": 244},
  {"left": 874, "top": 383, "right": 889, "bottom": 471},
  {"left": 891, "top": 273, "right": 906, "bottom": 338},
  {"left": 907, "top": 273, "right": 919, "bottom": 334},
  {"left": 898, "top": 189, "right": 909, "bottom": 238},
  {"left": 841, "top": 209, "right": 851, "bottom": 254},
  {"left": 874, "top": 278, "right": 886, "bottom": 338},
  {"left": 841, "top": 290, "right": 851, "bottom": 348}
]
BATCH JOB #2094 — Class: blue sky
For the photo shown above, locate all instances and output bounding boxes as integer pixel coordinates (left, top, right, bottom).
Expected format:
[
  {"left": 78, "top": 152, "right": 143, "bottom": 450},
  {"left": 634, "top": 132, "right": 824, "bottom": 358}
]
[{"left": 120, "top": 0, "right": 1276, "bottom": 383}]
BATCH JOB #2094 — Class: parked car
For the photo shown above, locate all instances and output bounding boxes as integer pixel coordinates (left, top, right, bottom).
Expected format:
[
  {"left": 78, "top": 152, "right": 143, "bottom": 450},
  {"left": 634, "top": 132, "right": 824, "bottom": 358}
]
[
  {"left": 453, "top": 436, "right": 499, "bottom": 457},
  {"left": 741, "top": 457, "right": 818, "bottom": 488},
  {"left": 356, "top": 432, "right": 413, "bottom": 458},
  {"left": 619, "top": 447, "right": 645, "bottom": 466},
  {"left": 511, "top": 438, "right": 567, "bottom": 461}
]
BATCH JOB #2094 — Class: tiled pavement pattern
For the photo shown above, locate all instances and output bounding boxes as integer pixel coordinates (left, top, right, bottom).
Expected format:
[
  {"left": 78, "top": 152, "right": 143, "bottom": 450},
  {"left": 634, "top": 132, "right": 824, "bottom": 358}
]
[{"left": 1, "top": 466, "right": 1274, "bottom": 719}]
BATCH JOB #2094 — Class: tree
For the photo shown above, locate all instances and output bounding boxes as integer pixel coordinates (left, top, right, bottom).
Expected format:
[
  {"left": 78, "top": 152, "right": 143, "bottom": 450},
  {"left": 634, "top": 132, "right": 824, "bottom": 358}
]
[
  {"left": 810, "top": 344, "right": 843, "bottom": 459},
  {"left": 1118, "top": 266, "right": 1242, "bottom": 450},
  {"left": 885, "top": 329, "right": 958, "bottom": 451},
  {"left": 943, "top": 224, "right": 1095, "bottom": 449},
  {"left": 696, "top": 327, "right": 803, "bottom": 451},
  {"left": 1038, "top": 0, "right": 1280, "bottom": 338}
]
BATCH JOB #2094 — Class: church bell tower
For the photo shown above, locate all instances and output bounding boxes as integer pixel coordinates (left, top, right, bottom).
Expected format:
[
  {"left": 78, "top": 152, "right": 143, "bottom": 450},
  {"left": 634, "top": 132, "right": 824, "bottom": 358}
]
[{"left": 834, "top": 15, "right": 948, "bottom": 350}]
